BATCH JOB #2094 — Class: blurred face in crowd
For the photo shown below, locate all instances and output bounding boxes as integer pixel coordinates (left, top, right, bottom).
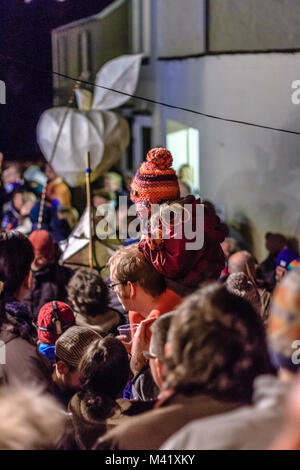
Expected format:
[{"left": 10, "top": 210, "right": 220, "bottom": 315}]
[
  {"left": 276, "top": 266, "right": 287, "bottom": 283},
  {"left": 45, "top": 164, "right": 56, "bottom": 182},
  {"left": 179, "top": 181, "right": 190, "bottom": 197},
  {"left": 2, "top": 165, "right": 21, "bottom": 185},
  {"left": 266, "top": 234, "right": 286, "bottom": 256},
  {"left": 20, "top": 199, "right": 35, "bottom": 217},
  {"left": 31, "top": 255, "right": 50, "bottom": 272},
  {"left": 221, "top": 240, "right": 231, "bottom": 260},
  {"left": 53, "top": 361, "right": 81, "bottom": 392},
  {"left": 104, "top": 173, "right": 122, "bottom": 192},
  {"left": 12, "top": 192, "right": 23, "bottom": 212},
  {"left": 93, "top": 195, "right": 109, "bottom": 208}
]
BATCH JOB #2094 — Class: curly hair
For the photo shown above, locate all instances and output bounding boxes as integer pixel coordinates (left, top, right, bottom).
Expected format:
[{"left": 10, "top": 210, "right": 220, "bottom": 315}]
[
  {"left": 164, "top": 283, "right": 273, "bottom": 403},
  {"left": 67, "top": 268, "right": 109, "bottom": 318}
]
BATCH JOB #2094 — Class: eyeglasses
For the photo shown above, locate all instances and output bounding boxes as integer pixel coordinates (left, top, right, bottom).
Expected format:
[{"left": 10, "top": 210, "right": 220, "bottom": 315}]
[{"left": 107, "top": 280, "right": 138, "bottom": 290}]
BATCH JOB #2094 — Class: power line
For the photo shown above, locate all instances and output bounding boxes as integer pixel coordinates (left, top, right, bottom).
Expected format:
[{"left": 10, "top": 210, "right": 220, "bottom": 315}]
[{"left": 1, "top": 53, "right": 300, "bottom": 136}]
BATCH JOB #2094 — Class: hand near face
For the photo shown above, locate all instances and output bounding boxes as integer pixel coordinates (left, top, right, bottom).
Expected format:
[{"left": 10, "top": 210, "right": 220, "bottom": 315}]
[{"left": 130, "top": 318, "right": 153, "bottom": 376}]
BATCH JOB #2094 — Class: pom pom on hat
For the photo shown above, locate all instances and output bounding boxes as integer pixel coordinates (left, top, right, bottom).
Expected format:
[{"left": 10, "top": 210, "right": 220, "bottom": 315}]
[
  {"left": 130, "top": 147, "right": 180, "bottom": 205},
  {"left": 145, "top": 148, "right": 173, "bottom": 171}
]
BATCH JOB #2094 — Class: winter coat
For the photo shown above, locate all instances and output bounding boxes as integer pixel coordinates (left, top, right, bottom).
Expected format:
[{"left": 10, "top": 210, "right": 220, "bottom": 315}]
[
  {"left": 94, "top": 392, "right": 242, "bottom": 450},
  {"left": 138, "top": 196, "right": 227, "bottom": 288},
  {"left": 62, "top": 394, "right": 152, "bottom": 450},
  {"left": 75, "top": 308, "right": 123, "bottom": 337},
  {"left": 0, "top": 295, "right": 52, "bottom": 390},
  {"left": 161, "top": 375, "right": 289, "bottom": 450},
  {"left": 23, "top": 263, "right": 74, "bottom": 319}
]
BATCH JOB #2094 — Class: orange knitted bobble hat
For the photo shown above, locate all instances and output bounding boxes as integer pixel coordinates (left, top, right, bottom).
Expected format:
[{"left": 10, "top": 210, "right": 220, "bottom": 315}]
[{"left": 130, "top": 147, "right": 180, "bottom": 205}]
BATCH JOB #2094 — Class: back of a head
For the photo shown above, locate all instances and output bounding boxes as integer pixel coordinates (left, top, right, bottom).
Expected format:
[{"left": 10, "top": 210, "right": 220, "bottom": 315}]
[
  {"left": 228, "top": 250, "right": 255, "bottom": 276},
  {"left": 164, "top": 283, "right": 273, "bottom": 403},
  {"left": 150, "top": 312, "right": 175, "bottom": 359},
  {"left": 226, "top": 272, "right": 261, "bottom": 316},
  {"left": 268, "top": 268, "right": 300, "bottom": 373},
  {"left": 37, "top": 301, "right": 76, "bottom": 346},
  {"left": 0, "top": 231, "right": 34, "bottom": 294},
  {"left": 67, "top": 268, "right": 109, "bottom": 318},
  {"left": 221, "top": 237, "right": 238, "bottom": 258},
  {"left": 0, "top": 385, "right": 65, "bottom": 450},
  {"left": 29, "top": 230, "right": 55, "bottom": 263},
  {"left": 108, "top": 245, "right": 166, "bottom": 298},
  {"left": 79, "top": 336, "right": 130, "bottom": 416},
  {"left": 55, "top": 326, "right": 101, "bottom": 369}
]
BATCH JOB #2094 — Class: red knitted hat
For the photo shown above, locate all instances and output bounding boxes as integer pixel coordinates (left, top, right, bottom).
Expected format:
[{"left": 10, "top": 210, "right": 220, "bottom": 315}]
[
  {"left": 37, "top": 301, "right": 76, "bottom": 345},
  {"left": 29, "top": 230, "right": 55, "bottom": 261},
  {"left": 130, "top": 148, "right": 180, "bottom": 205}
]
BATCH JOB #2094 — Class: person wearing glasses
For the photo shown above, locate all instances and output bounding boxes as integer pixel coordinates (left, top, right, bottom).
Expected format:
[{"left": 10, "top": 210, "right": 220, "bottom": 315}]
[{"left": 107, "top": 244, "right": 181, "bottom": 350}]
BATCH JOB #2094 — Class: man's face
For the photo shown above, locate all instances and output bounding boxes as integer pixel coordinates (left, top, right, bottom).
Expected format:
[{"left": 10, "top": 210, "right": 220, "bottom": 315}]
[
  {"left": 54, "top": 362, "right": 81, "bottom": 392},
  {"left": 276, "top": 266, "right": 287, "bottom": 283},
  {"left": 13, "top": 193, "right": 23, "bottom": 211},
  {"left": 104, "top": 175, "right": 115, "bottom": 191},
  {"left": 2, "top": 166, "right": 20, "bottom": 185},
  {"left": 32, "top": 256, "right": 48, "bottom": 272},
  {"left": 93, "top": 195, "right": 109, "bottom": 208},
  {"left": 109, "top": 267, "right": 133, "bottom": 312},
  {"left": 221, "top": 240, "right": 231, "bottom": 260}
]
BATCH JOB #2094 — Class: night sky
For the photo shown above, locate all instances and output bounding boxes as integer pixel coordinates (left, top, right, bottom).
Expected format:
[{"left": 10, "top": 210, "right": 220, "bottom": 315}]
[{"left": 0, "top": 0, "right": 114, "bottom": 161}]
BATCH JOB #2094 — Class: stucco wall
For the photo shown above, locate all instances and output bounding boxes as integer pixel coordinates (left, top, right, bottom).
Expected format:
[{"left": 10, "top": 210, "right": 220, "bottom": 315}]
[
  {"left": 155, "top": 53, "right": 300, "bottom": 260},
  {"left": 156, "top": 0, "right": 206, "bottom": 57},
  {"left": 209, "top": 0, "right": 300, "bottom": 51}
]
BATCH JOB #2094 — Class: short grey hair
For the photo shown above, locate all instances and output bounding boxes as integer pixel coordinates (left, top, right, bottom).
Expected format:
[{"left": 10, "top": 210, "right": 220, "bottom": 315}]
[
  {"left": 0, "top": 385, "right": 65, "bottom": 450},
  {"left": 150, "top": 312, "right": 175, "bottom": 359}
]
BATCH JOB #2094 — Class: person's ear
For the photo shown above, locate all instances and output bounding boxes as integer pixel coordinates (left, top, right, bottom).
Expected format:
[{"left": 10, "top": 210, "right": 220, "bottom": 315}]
[
  {"left": 164, "top": 341, "right": 172, "bottom": 358},
  {"left": 56, "top": 360, "right": 69, "bottom": 376},
  {"left": 128, "top": 281, "right": 136, "bottom": 299}
]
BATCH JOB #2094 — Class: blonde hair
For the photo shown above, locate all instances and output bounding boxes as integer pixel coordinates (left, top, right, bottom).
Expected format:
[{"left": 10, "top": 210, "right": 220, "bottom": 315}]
[{"left": 0, "top": 385, "right": 65, "bottom": 450}]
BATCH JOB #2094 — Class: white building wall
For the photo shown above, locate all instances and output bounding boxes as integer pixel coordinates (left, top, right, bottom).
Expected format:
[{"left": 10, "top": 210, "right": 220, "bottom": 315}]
[
  {"left": 156, "top": 0, "right": 206, "bottom": 57},
  {"left": 155, "top": 53, "right": 300, "bottom": 260},
  {"left": 209, "top": 0, "right": 300, "bottom": 51}
]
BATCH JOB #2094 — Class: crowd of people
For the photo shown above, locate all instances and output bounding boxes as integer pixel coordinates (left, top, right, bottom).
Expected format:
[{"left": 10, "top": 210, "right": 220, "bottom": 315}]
[{"left": 0, "top": 147, "right": 299, "bottom": 450}]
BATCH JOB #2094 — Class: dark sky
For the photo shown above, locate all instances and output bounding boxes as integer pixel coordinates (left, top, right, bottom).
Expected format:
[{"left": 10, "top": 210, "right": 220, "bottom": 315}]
[{"left": 0, "top": 0, "right": 114, "bottom": 161}]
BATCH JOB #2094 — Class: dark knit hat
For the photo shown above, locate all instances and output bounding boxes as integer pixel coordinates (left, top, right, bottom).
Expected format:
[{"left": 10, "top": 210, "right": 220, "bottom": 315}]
[
  {"left": 268, "top": 268, "right": 300, "bottom": 372},
  {"left": 130, "top": 147, "right": 180, "bottom": 205},
  {"left": 29, "top": 229, "right": 55, "bottom": 261},
  {"left": 37, "top": 301, "right": 76, "bottom": 346},
  {"left": 55, "top": 326, "right": 101, "bottom": 368}
]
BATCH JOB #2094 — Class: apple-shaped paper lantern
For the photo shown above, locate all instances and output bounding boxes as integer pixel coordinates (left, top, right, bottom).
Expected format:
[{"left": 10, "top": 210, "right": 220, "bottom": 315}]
[{"left": 37, "top": 54, "right": 143, "bottom": 187}]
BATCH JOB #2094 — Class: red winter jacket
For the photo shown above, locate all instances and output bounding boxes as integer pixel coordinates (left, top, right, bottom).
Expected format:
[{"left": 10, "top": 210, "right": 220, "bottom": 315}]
[{"left": 138, "top": 196, "right": 227, "bottom": 288}]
